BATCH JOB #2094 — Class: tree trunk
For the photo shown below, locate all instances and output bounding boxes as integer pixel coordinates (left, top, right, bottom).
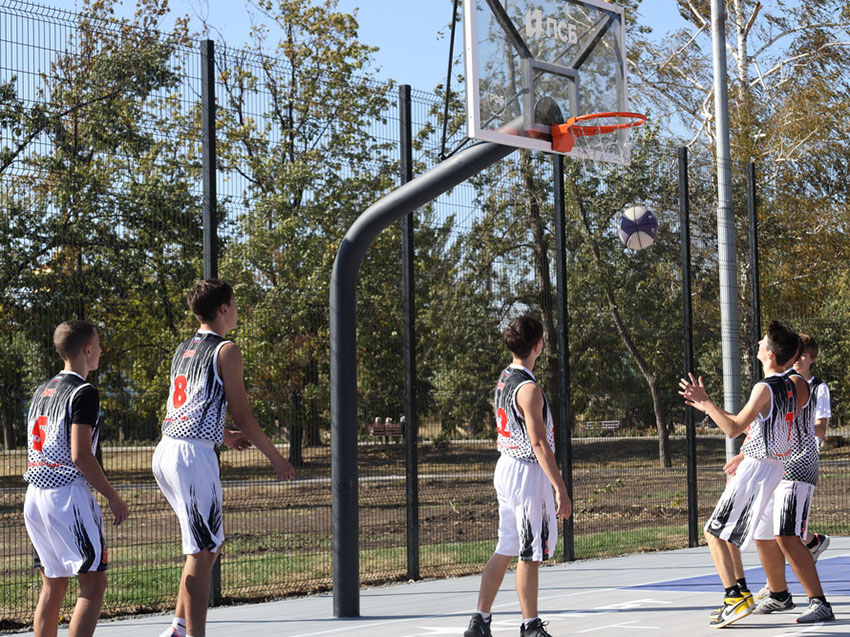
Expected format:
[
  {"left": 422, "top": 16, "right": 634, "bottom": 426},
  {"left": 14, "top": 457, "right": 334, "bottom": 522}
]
[{"left": 568, "top": 174, "right": 672, "bottom": 467}]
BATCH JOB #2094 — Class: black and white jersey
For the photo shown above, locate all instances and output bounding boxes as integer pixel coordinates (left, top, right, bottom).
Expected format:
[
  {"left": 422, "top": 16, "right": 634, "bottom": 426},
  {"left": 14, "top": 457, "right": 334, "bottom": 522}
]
[
  {"left": 24, "top": 371, "right": 101, "bottom": 489},
  {"left": 782, "top": 375, "right": 826, "bottom": 485},
  {"left": 161, "top": 331, "right": 231, "bottom": 445},
  {"left": 494, "top": 365, "right": 555, "bottom": 461},
  {"left": 741, "top": 372, "right": 799, "bottom": 460}
]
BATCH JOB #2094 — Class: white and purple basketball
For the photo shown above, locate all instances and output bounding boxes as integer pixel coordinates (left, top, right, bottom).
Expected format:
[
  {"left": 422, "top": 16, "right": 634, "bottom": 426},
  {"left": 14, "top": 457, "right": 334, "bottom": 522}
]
[{"left": 618, "top": 205, "right": 658, "bottom": 250}]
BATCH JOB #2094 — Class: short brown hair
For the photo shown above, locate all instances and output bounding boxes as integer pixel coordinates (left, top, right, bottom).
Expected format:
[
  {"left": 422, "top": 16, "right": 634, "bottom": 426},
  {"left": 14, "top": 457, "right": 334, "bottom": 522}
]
[
  {"left": 766, "top": 320, "right": 801, "bottom": 367},
  {"left": 53, "top": 320, "right": 97, "bottom": 360},
  {"left": 503, "top": 316, "right": 544, "bottom": 359},
  {"left": 799, "top": 333, "right": 819, "bottom": 360},
  {"left": 187, "top": 279, "right": 233, "bottom": 322}
]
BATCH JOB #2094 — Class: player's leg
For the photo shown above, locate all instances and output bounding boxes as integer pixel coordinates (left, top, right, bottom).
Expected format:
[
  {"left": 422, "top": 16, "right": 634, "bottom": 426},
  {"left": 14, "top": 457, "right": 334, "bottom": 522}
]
[
  {"left": 704, "top": 532, "right": 738, "bottom": 587},
  {"left": 516, "top": 560, "right": 540, "bottom": 619},
  {"left": 69, "top": 571, "right": 107, "bottom": 637},
  {"left": 475, "top": 553, "right": 513, "bottom": 612},
  {"left": 777, "top": 536, "right": 822, "bottom": 596},
  {"left": 182, "top": 548, "right": 220, "bottom": 637},
  {"left": 33, "top": 574, "right": 68, "bottom": 637},
  {"left": 755, "top": 540, "right": 786, "bottom": 591}
]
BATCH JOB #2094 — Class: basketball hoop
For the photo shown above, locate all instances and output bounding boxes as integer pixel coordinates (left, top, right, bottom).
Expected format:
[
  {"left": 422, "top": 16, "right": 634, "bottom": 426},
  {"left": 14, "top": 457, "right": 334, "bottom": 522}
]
[{"left": 551, "top": 112, "right": 647, "bottom": 154}]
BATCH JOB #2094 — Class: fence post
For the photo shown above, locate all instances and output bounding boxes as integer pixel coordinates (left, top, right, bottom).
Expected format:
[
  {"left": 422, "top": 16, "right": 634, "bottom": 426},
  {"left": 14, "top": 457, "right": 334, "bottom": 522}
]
[
  {"left": 552, "top": 154, "right": 574, "bottom": 561},
  {"left": 399, "top": 84, "right": 420, "bottom": 581},
  {"left": 678, "top": 147, "right": 699, "bottom": 548},
  {"left": 747, "top": 162, "right": 761, "bottom": 382},
  {"left": 201, "top": 38, "right": 218, "bottom": 281},
  {"left": 201, "top": 38, "right": 222, "bottom": 606}
]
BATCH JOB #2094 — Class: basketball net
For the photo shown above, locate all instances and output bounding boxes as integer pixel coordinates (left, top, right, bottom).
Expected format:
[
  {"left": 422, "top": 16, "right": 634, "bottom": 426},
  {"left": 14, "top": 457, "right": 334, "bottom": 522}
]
[{"left": 552, "top": 112, "right": 647, "bottom": 172}]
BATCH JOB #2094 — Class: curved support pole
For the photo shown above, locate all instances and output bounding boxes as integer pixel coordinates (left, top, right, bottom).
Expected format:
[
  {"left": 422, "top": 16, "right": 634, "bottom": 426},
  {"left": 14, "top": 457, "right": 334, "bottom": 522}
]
[{"left": 330, "top": 141, "right": 515, "bottom": 617}]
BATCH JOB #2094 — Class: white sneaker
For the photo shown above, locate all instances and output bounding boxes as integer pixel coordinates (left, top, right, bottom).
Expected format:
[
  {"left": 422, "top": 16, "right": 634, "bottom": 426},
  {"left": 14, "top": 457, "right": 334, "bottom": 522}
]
[
  {"left": 796, "top": 598, "right": 835, "bottom": 624},
  {"left": 158, "top": 628, "right": 183, "bottom": 637},
  {"left": 808, "top": 533, "right": 830, "bottom": 562},
  {"left": 753, "top": 594, "right": 795, "bottom": 614},
  {"left": 755, "top": 584, "right": 770, "bottom": 600}
]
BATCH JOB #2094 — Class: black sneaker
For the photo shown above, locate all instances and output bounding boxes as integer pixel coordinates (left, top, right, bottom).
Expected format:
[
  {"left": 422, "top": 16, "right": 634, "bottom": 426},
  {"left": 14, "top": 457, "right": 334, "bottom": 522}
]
[
  {"left": 520, "top": 618, "right": 553, "bottom": 637},
  {"left": 464, "top": 613, "right": 492, "bottom": 637}
]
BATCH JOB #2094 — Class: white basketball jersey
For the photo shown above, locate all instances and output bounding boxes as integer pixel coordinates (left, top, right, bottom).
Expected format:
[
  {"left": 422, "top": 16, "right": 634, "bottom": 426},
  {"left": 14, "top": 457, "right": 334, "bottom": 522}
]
[{"left": 161, "top": 331, "right": 231, "bottom": 444}]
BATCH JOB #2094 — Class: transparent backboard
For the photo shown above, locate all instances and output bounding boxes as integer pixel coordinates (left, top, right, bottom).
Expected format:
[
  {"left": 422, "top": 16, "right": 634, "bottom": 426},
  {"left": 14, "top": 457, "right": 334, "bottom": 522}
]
[{"left": 464, "top": 0, "right": 633, "bottom": 164}]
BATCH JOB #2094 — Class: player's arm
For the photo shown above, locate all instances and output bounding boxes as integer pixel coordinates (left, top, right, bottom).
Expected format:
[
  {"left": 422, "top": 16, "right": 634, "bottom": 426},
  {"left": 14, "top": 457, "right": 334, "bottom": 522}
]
[
  {"left": 814, "top": 418, "right": 828, "bottom": 439},
  {"left": 516, "top": 383, "right": 571, "bottom": 520},
  {"left": 679, "top": 373, "right": 769, "bottom": 438},
  {"left": 70, "top": 424, "right": 129, "bottom": 525},
  {"left": 219, "top": 342, "right": 294, "bottom": 481},
  {"left": 723, "top": 452, "right": 745, "bottom": 476}
]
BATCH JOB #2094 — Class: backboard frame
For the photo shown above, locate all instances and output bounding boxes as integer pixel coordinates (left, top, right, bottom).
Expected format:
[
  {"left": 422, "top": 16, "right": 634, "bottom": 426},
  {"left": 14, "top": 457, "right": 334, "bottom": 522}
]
[{"left": 464, "top": 0, "right": 633, "bottom": 164}]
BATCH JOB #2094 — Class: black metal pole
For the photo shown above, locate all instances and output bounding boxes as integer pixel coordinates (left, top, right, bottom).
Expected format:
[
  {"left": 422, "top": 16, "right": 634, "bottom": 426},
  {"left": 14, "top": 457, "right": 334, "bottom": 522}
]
[
  {"left": 201, "top": 39, "right": 217, "bottom": 280},
  {"left": 552, "top": 154, "right": 574, "bottom": 561},
  {"left": 747, "top": 162, "right": 761, "bottom": 381},
  {"left": 331, "top": 141, "right": 515, "bottom": 617},
  {"left": 679, "top": 147, "right": 698, "bottom": 548},
  {"left": 399, "top": 85, "right": 420, "bottom": 581},
  {"left": 201, "top": 38, "right": 221, "bottom": 604}
]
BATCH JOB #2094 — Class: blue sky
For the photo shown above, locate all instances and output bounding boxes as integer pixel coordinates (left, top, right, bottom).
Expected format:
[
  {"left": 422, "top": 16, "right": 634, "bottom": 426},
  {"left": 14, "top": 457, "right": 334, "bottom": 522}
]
[{"left": 37, "top": 0, "right": 690, "bottom": 93}]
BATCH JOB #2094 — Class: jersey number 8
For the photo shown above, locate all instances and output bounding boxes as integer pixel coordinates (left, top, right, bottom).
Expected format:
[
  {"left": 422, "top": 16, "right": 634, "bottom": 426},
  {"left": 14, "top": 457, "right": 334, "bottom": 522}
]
[{"left": 173, "top": 375, "right": 188, "bottom": 408}]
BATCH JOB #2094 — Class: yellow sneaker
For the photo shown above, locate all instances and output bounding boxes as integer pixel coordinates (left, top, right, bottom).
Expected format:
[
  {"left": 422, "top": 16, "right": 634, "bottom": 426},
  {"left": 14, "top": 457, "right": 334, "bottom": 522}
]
[{"left": 709, "top": 594, "right": 753, "bottom": 628}]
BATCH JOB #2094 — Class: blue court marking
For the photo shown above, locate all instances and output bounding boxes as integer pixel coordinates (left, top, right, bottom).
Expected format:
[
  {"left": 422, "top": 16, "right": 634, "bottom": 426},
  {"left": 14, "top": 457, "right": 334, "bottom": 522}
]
[{"left": 625, "top": 555, "right": 850, "bottom": 596}]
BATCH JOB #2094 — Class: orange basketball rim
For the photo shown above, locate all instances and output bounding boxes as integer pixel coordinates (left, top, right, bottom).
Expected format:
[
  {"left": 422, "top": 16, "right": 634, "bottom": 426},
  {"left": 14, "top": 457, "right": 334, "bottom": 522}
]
[{"left": 551, "top": 112, "right": 647, "bottom": 153}]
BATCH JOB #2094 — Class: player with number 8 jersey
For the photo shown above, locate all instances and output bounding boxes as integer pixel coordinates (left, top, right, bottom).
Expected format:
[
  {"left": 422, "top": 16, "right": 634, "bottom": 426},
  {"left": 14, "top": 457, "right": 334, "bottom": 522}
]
[
  {"left": 152, "top": 279, "right": 295, "bottom": 637},
  {"left": 161, "top": 330, "right": 231, "bottom": 444}
]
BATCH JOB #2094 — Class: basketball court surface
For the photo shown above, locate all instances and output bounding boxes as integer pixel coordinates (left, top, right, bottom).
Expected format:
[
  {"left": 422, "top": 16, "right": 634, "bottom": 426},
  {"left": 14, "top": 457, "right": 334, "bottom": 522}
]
[{"left": 17, "top": 537, "right": 849, "bottom": 636}]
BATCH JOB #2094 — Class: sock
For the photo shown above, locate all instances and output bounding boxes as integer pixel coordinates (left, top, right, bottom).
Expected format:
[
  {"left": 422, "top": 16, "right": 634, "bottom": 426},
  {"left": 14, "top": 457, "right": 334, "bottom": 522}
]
[
  {"left": 724, "top": 585, "right": 741, "bottom": 597},
  {"left": 806, "top": 535, "right": 820, "bottom": 549},
  {"left": 812, "top": 595, "right": 828, "bottom": 605},
  {"left": 770, "top": 589, "right": 790, "bottom": 602},
  {"left": 476, "top": 610, "right": 491, "bottom": 621},
  {"left": 736, "top": 577, "right": 749, "bottom": 593},
  {"left": 522, "top": 616, "right": 540, "bottom": 628}
]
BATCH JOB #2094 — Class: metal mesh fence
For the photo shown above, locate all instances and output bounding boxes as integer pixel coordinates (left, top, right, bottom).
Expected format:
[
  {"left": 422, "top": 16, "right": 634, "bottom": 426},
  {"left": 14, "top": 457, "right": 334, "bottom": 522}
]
[{"left": 1, "top": 0, "right": 849, "bottom": 632}]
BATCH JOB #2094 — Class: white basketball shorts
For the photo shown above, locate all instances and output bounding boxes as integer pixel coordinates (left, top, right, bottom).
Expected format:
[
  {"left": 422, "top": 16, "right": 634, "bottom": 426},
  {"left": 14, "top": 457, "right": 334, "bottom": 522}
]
[
  {"left": 152, "top": 436, "right": 223, "bottom": 555},
  {"left": 23, "top": 482, "right": 108, "bottom": 578},
  {"left": 754, "top": 479, "right": 815, "bottom": 541},
  {"left": 494, "top": 454, "right": 558, "bottom": 562},
  {"left": 704, "top": 455, "right": 783, "bottom": 550}
]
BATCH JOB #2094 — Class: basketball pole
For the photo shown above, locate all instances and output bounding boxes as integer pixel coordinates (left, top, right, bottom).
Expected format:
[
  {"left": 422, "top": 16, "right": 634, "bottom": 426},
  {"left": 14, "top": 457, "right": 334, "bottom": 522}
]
[
  {"left": 330, "top": 140, "right": 516, "bottom": 618},
  {"left": 710, "top": 0, "right": 743, "bottom": 460}
]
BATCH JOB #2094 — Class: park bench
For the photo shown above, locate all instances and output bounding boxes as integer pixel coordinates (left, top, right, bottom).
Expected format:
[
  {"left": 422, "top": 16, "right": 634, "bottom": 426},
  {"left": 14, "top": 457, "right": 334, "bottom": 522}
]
[
  {"left": 368, "top": 417, "right": 403, "bottom": 442},
  {"left": 584, "top": 419, "right": 621, "bottom": 432}
]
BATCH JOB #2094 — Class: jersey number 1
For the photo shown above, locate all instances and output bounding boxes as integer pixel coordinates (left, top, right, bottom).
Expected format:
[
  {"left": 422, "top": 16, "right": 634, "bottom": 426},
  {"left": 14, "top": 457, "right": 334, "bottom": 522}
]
[{"left": 173, "top": 375, "right": 188, "bottom": 408}]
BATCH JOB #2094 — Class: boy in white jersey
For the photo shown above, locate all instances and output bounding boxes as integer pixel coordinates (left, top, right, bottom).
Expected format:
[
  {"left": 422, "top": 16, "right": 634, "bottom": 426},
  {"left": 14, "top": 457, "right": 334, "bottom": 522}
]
[
  {"left": 23, "top": 320, "right": 129, "bottom": 637},
  {"left": 153, "top": 279, "right": 295, "bottom": 637},
  {"left": 680, "top": 320, "right": 809, "bottom": 628},
  {"left": 742, "top": 333, "right": 833, "bottom": 623},
  {"left": 464, "top": 316, "right": 571, "bottom": 637}
]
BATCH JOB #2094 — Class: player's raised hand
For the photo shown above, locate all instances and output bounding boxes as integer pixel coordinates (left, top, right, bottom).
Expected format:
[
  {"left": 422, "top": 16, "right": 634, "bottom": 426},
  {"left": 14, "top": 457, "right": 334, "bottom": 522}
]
[
  {"left": 679, "top": 373, "right": 711, "bottom": 412},
  {"left": 272, "top": 456, "right": 295, "bottom": 481},
  {"left": 108, "top": 493, "right": 130, "bottom": 526},
  {"left": 223, "top": 429, "right": 252, "bottom": 451}
]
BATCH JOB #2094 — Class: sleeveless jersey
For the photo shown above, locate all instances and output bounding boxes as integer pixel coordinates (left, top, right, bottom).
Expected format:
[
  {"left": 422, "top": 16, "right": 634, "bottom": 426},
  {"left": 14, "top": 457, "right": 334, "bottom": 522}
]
[
  {"left": 24, "top": 372, "right": 101, "bottom": 489},
  {"left": 741, "top": 372, "right": 799, "bottom": 460},
  {"left": 161, "top": 331, "right": 231, "bottom": 444},
  {"left": 781, "top": 375, "right": 823, "bottom": 485},
  {"left": 494, "top": 365, "right": 555, "bottom": 460}
]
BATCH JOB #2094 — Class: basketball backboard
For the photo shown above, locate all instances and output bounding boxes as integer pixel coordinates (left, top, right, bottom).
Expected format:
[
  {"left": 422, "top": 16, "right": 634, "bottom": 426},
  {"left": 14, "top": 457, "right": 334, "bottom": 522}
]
[{"left": 464, "top": 0, "right": 635, "bottom": 164}]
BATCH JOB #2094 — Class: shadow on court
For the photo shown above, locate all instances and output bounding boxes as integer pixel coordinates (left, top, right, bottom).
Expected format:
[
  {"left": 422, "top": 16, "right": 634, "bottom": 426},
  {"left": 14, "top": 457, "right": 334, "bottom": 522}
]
[{"left": 15, "top": 538, "right": 850, "bottom": 636}]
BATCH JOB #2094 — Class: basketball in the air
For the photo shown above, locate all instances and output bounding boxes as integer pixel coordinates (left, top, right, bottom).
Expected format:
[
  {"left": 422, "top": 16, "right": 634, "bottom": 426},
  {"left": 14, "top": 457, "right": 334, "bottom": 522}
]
[{"left": 618, "top": 205, "right": 657, "bottom": 250}]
